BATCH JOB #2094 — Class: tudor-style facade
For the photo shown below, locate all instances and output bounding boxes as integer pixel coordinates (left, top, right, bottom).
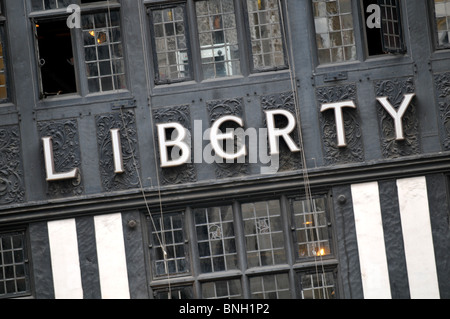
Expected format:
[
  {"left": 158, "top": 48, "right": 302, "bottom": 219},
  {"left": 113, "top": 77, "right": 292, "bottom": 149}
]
[{"left": 0, "top": 0, "right": 449, "bottom": 299}]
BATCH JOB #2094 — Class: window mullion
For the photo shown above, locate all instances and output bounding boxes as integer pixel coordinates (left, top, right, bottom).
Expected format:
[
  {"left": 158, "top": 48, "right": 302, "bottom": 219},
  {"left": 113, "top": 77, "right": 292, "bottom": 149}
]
[
  {"left": 186, "top": 0, "right": 203, "bottom": 82},
  {"left": 232, "top": 200, "right": 250, "bottom": 299},
  {"left": 234, "top": 0, "right": 250, "bottom": 76}
]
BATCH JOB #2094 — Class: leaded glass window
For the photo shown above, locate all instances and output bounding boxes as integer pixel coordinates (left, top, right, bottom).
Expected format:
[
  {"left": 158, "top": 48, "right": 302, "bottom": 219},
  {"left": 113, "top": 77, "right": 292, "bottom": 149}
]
[
  {"left": 249, "top": 273, "right": 291, "bottom": 299},
  {"left": 151, "top": 212, "right": 188, "bottom": 277},
  {"left": 201, "top": 279, "right": 242, "bottom": 299},
  {"left": 151, "top": 5, "right": 190, "bottom": 83},
  {"left": 246, "top": 0, "right": 286, "bottom": 70},
  {"left": 195, "top": 0, "right": 240, "bottom": 79},
  {"left": 0, "top": 231, "right": 31, "bottom": 299},
  {"left": 312, "top": 0, "right": 356, "bottom": 64},
  {"left": 194, "top": 206, "right": 238, "bottom": 273},
  {"left": 242, "top": 200, "right": 286, "bottom": 268},
  {"left": 82, "top": 11, "right": 126, "bottom": 93},
  {"left": 434, "top": 0, "right": 450, "bottom": 48},
  {"left": 291, "top": 197, "right": 331, "bottom": 259},
  {"left": 299, "top": 271, "right": 336, "bottom": 299}
]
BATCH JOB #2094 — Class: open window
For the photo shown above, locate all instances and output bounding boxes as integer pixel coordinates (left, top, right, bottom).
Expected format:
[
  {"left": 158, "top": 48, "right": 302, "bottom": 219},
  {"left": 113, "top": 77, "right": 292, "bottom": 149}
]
[
  {"left": 362, "top": 0, "right": 406, "bottom": 56},
  {"left": 34, "top": 19, "right": 77, "bottom": 98}
]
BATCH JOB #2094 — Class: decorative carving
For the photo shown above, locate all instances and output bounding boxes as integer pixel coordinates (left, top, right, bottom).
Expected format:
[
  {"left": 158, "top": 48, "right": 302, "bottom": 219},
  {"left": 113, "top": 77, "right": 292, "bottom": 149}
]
[
  {"left": 206, "top": 98, "right": 248, "bottom": 178},
  {"left": 435, "top": 72, "right": 450, "bottom": 150},
  {"left": 261, "top": 91, "right": 303, "bottom": 172},
  {"left": 0, "top": 125, "right": 25, "bottom": 205},
  {"left": 153, "top": 105, "right": 196, "bottom": 185},
  {"left": 375, "top": 77, "right": 420, "bottom": 158},
  {"left": 38, "top": 120, "right": 83, "bottom": 197},
  {"left": 316, "top": 84, "right": 364, "bottom": 165},
  {"left": 96, "top": 111, "right": 141, "bottom": 192}
]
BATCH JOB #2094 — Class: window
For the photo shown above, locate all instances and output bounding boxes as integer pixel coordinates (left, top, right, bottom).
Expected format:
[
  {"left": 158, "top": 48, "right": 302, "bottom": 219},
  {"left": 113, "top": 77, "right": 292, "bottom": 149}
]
[
  {"left": 145, "top": 194, "right": 337, "bottom": 299},
  {"left": 30, "top": 0, "right": 126, "bottom": 98},
  {"left": 363, "top": 0, "right": 406, "bottom": 56},
  {"left": 147, "top": 0, "right": 287, "bottom": 85},
  {"left": 0, "top": 2, "right": 9, "bottom": 102},
  {"left": 313, "top": 0, "right": 406, "bottom": 65},
  {"left": 0, "top": 231, "right": 31, "bottom": 299},
  {"left": 433, "top": 0, "right": 450, "bottom": 48},
  {"left": 313, "top": 0, "right": 356, "bottom": 64}
]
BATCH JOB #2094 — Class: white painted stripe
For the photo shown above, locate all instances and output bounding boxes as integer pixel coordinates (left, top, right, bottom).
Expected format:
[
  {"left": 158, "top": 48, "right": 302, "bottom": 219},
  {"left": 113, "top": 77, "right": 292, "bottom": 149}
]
[
  {"left": 94, "top": 213, "right": 130, "bottom": 299},
  {"left": 397, "top": 177, "right": 440, "bottom": 299},
  {"left": 48, "top": 219, "right": 83, "bottom": 299},
  {"left": 351, "top": 182, "right": 392, "bottom": 299}
]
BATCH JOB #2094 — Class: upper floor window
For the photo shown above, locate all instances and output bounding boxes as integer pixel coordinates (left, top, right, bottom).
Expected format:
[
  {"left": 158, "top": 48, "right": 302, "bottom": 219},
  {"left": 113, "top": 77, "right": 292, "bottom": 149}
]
[
  {"left": 433, "top": 0, "right": 450, "bottom": 48},
  {"left": 313, "top": 0, "right": 406, "bottom": 65},
  {"left": 30, "top": 0, "right": 126, "bottom": 98},
  {"left": 148, "top": 0, "right": 287, "bottom": 85}
]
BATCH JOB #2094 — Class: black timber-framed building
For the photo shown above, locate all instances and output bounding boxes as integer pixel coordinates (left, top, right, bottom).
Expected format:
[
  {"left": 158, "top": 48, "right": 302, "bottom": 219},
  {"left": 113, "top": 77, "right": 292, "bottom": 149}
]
[{"left": 0, "top": 0, "right": 449, "bottom": 299}]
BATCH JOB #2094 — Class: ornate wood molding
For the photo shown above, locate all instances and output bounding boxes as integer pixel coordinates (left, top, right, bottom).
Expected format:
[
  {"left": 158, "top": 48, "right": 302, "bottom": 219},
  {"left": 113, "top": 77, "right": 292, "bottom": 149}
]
[
  {"left": 374, "top": 77, "right": 420, "bottom": 158},
  {"left": 316, "top": 84, "right": 364, "bottom": 165},
  {"left": 96, "top": 111, "right": 141, "bottom": 192},
  {"left": 38, "top": 119, "right": 83, "bottom": 197},
  {"left": 153, "top": 105, "right": 197, "bottom": 185},
  {"left": 435, "top": 72, "right": 450, "bottom": 150},
  {"left": 0, "top": 125, "right": 25, "bottom": 204}
]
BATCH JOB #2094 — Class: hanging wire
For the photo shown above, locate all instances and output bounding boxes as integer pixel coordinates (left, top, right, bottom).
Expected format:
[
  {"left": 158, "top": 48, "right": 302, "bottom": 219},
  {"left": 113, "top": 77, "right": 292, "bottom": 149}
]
[
  {"left": 277, "top": 0, "right": 330, "bottom": 299},
  {"left": 103, "top": 0, "right": 171, "bottom": 297}
]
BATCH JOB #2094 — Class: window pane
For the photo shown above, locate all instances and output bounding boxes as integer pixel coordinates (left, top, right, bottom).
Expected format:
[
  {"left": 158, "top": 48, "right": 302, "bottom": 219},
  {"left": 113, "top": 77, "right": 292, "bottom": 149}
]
[
  {"left": 151, "top": 213, "right": 188, "bottom": 277},
  {"left": 202, "top": 279, "right": 242, "bottom": 299},
  {"left": 154, "top": 286, "right": 193, "bottom": 299},
  {"left": 312, "top": 0, "right": 356, "bottom": 64},
  {"left": 0, "top": 232, "right": 30, "bottom": 299},
  {"left": 195, "top": 206, "right": 238, "bottom": 273},
  {"left": 250, "top": 273, "right": 291, "bottom": 299},
  {"left": 242, "top": 200, "right": 286, "bottom": 268},
  {"left": 246, "top": 0, "right": 286, "bottom": 70},
  {"left": 292, "top": 197, "right": 331, "bottom": 259},
  {"left": 434, "top": 0, "right": 450, "bottom": 47},
  {"left": 196, "top": 0, "right": 241, "bottom": 79},
  {"left": 300, "top": 271, "right": 336, "bottom": 299},
  {"left": 82, "top": 11, "right": 126, "bottom": 93},
  {"left": 151, "top": 5, "right": 191, "bottom": 83}
]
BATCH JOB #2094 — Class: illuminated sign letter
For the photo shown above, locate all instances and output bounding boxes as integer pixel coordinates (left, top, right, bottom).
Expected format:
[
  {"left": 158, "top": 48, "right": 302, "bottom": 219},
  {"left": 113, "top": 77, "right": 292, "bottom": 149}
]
[
  {"left": 320, "top": 101, "right": 357, "bottom": 148},
  {"left": 376, "top": 93, "right": 415, "bottom": 141},
  {"left": 210, "top": 115, "right": 246, "bottom": 160},
  {"left": 110, "top": 128, "right": 124, "bottom": 174},
  {"left": 42, "top": 136, "right": 79, "bottom": 181},
  {"left": 157, "top": 122, "right": 191, "bottom": 168},
  {"left": 265, "top": 109, "right": 300, "bottom": 155}
]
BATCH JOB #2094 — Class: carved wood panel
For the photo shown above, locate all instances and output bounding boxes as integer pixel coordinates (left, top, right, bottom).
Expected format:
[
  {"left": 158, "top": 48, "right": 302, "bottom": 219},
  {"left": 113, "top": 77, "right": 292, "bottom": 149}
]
[
  {"left": 153, "top": 105, "right": 197, "bottom": 185},
  {"left": 435, "top": 72, "right": 450, "bottom": 150},
  {"left": 0, "top": 125, "right": 25, "bottom": 205},
  {"left": 375, "top": 77, "right": 421, "bottom": 158},
  {"left": 316, "top": 84, "right": 364, "bottom": 165},
  {"left": 206, "top": 97, "right": 249, "bottom": 178},
  {"left": 96, "top": 110, "right": 141, "bottom": 192},
  {"left": 38, "top": 119, "right": 83, "bottom": 197}
]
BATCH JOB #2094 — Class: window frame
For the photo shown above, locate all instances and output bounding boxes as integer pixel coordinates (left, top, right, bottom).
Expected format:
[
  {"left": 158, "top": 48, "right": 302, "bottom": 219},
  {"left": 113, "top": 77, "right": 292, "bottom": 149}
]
[
  {"left": 145, "top": 0, "right": 289, "bottom": 86},
  {"left": 430, "top": 0, "right": 450, "bottom": 50},
  {"left": 143, "top": 192, "right": 339, "bottom": 299},
  {"left": 28, "top": 0, "right": 127, "bottom": 100},
  {"left": 0, "top": 229, "right": 33, "bottom": 299},
  {"left": 311, "top": 0, "right": 408, "bottom": 68}
]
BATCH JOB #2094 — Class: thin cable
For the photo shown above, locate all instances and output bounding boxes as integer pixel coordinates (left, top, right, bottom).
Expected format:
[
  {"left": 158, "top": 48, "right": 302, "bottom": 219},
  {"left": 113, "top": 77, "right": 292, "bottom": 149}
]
[
  {"left": 278, "top": 0, "right": 329, "bottom": 298},
  {"left": 135, "top": 1, "right": 172, "bottom": 297}
]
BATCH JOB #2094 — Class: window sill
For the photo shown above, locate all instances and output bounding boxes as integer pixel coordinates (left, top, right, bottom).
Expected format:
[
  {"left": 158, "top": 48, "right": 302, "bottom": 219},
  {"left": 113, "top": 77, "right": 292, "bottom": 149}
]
[
  {"left": 314, "top": 54, "right": 413, "bottom": 76},
  {"left": 150, "top": 70, "right": 292, "bottom": 97},
  {"left": 36, "top": 89, "right": 133, "bottom": 110}
]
